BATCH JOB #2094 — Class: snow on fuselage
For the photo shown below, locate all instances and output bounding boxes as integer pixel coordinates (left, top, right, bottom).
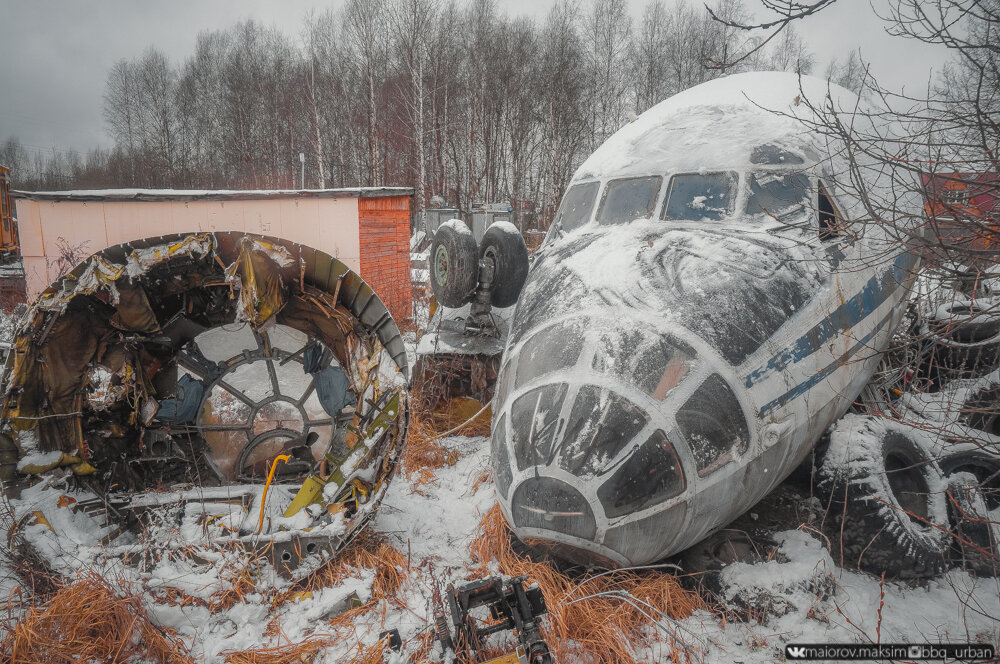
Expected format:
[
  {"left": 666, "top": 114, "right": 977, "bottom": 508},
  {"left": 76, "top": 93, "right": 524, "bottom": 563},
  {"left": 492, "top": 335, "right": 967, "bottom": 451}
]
[{"left": 489, "top": 72, "right": 921, "bottom": 567}]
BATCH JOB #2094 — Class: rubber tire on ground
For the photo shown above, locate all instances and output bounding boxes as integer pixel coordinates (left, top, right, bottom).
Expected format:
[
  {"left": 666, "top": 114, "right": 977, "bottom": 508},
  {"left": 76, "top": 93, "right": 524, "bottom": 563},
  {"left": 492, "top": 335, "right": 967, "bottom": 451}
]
[
  {"left": 479, "top": 222, "right": 529, "bottom": 308},
  {"left": 679, "top": 528, "right": 770, "bottom": 596},
  {"left": 919, "top": 301, "right": 1000, "bottom": 386},
  {"left": 937, "top": 442, "right": 1000, "bottom": 512},
  {"left": 929, "top": 301, "right": 1000, "bottom": 340},
  {"left": 954, "top": 384, "right": 1000, "bottom": 437},
  {"left": 818, "top": 415, "right": 950, "bottom": 579},
  {"left": 943, "top": 305, "right": 1000, "bottom": 343},
  {"left": 429, "top": 222, "right": 479, "bottom": 308},
  {"left": 945, "top": 472, "right": 999, "bottom": 577}
]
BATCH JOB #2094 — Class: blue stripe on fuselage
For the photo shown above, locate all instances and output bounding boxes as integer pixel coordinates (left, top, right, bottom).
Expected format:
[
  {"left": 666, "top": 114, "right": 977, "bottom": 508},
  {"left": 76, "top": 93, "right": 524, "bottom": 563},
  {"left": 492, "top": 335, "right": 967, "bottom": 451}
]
[
  {"left": 756, "top": 311, "right": 892, "bottom": 417},
  {"left": 744, "top": 251, "right": 917, "bottom": 394}
]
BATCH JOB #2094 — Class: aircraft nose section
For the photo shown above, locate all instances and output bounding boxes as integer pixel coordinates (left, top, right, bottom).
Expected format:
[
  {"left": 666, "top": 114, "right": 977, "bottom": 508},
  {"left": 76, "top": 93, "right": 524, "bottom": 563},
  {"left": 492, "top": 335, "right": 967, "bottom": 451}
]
[{"left": 491, "top": 316, "right": 756, "bottom": 566}]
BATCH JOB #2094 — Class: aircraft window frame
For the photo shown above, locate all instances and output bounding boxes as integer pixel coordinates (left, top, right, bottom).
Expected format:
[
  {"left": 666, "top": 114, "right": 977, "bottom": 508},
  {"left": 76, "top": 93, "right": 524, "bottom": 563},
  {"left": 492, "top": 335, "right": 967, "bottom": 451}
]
[
  {"left": 595, "top": 175, "right": 663, "bottom": 226},
  {"left": 557, "top": 385, "right": 649, "bottom": 477},
  {"left": 596, "top": 429, "right": 686, "bottom": 518},
  {"left": 750, "top": 144, "right": 805, "bottom": 166},
  {"left": 510, "top": 383, "right": 569, "bottom": 471},
  {"left": 674, "top": 373, "right": 750, "bottom": 478},
  {"left": 745, "top": 171, "right": 812, "bottom": 226},
  {"left": 661, "top": 171, "right": 738, "bottom": 222},
  {"left": 591, "top": 329, "right": 696, "bottom": 400},
  {"left": 818, "top": 179, "right": 845, "bottom": 242},
  {"left": 549, "top": 180, "right": 601, "bottom": 236},
  {"left": 492, "top": 413, "right": 513, "bottom": 498},
  {"left": 542, "top": 180, "right": 602, "bottom": 247},
  {"left": 513, "top": 320, "right": 586, "bottom": 389}
]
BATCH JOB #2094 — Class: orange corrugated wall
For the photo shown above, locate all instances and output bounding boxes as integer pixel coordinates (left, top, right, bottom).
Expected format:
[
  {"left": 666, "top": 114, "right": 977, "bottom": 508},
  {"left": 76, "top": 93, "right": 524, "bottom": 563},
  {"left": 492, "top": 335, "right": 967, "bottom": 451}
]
[{"left": 358, "top": 195, "right": 412, "bottom": 324}]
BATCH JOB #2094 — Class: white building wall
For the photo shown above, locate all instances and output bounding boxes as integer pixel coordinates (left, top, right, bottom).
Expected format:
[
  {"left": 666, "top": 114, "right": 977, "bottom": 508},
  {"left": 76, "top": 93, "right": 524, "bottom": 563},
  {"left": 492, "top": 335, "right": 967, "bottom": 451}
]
[{"left": 16, "top": 196, "right": 361, "bottom": 297}]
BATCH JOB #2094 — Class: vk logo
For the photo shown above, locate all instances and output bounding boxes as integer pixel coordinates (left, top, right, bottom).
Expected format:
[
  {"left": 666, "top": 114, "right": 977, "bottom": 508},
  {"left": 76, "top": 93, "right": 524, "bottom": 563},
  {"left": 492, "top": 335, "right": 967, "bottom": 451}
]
[{"left": 786, "top": 646, "right": 807, "bottom": 659}]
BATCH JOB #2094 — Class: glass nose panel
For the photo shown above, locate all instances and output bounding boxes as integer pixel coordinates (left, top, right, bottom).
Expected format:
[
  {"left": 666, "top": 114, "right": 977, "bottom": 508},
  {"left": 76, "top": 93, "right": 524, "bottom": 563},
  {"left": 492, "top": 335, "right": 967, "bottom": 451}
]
[
  {"left": 514, "top": 321, "right": 585, "bottom": 389},
  {"left": 510, "top": 383, "right": 568, "bottom": 471},
  {"left": 597, "top": 430, "right": 686, "bottom": 518},
  {"left": 558, "top": 385, "right": 648, "bottom": 476},
  {"left": 491, "top": 413, "right": 513, "bottom": 499},
  {"left": 512, "top": 476, "right": 596, "bottom": 540},
  {"left": 675, "top": 373, "right": 750, "bottom": 477},
  {"left": 591, "top": 330, "right": 695, "bottom": 399}
]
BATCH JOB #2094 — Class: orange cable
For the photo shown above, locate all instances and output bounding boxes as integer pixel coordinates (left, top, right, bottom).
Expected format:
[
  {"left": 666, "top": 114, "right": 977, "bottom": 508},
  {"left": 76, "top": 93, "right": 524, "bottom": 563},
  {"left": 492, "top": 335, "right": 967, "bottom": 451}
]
[{"left": 257, "top": 454, "right": 292, "bottom": 534}]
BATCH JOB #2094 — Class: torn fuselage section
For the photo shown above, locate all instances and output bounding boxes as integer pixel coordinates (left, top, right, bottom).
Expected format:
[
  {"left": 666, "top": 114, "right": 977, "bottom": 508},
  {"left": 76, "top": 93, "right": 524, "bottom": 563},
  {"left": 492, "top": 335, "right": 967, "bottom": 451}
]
[{"left": 0, "top": 232, "right": 409, "bottom": 555}]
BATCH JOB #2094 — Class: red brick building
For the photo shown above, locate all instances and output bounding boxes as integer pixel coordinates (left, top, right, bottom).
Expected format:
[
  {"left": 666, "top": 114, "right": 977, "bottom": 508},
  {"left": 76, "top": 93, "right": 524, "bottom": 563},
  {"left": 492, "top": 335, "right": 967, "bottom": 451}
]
[{"left": 359, "top": 195, "right": 413, "bottom": 325}]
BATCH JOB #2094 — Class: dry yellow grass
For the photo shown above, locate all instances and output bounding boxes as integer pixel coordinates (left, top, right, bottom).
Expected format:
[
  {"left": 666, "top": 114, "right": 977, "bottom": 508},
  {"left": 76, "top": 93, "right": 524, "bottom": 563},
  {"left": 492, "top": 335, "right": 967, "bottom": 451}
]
[
  {"left": 227, "top": 534, "right": 407, "bottom": 663},
  {"left": 3, "top": 390, "right": 703, "bottom": 664},
  {"left": 273, "top": 531, "right": 407, "bottom": 612},
  {"left": 1, "top": 571, "right": 194, "bottom": 664},
  {"left": 402, "top": 389, "right": 491, "bottom": 489},
  {"left": 223, "top": 637, "right": 333, "bottom": 664},
  {"left": 470, "top": 504, "right": 705, "bottom": 664}
]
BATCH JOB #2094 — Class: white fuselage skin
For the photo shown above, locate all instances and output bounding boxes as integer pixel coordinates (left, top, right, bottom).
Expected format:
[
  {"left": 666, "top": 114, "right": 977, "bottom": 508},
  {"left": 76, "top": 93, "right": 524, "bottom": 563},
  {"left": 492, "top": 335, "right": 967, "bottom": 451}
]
[{"left": 490, "top": 73, "right": 921, "bottom": 567}]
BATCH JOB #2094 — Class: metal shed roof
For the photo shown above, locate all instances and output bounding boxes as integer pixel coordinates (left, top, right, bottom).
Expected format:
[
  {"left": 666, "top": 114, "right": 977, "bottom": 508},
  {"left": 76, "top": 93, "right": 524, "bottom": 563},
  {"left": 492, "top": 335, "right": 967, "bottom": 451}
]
[{"left": 12, "top": 187, "right": 414, "bottom": 203}]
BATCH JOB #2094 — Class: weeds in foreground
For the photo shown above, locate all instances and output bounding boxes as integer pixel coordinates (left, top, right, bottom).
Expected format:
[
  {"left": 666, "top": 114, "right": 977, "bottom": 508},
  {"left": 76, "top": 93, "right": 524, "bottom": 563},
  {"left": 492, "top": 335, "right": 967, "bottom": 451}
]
[
  {"left": 470, "top": 504, "right": 706, "bottom": 664},
  {"left": 0, "top": 571, "right": 194, "bottom": 664}
]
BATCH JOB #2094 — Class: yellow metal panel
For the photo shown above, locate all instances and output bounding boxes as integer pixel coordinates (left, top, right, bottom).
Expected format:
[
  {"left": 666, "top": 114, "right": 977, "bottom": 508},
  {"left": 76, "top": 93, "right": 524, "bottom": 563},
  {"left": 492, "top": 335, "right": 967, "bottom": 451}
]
[{"left": 482, "top": 653, "right": 522, "bottom": 664}]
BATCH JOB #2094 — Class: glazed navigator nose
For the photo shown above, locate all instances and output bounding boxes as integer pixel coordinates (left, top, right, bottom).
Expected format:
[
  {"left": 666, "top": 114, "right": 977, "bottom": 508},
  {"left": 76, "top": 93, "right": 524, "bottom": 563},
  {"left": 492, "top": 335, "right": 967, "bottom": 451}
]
[{"left": 490, "top": 306, "right": 759, "bottom": 566}]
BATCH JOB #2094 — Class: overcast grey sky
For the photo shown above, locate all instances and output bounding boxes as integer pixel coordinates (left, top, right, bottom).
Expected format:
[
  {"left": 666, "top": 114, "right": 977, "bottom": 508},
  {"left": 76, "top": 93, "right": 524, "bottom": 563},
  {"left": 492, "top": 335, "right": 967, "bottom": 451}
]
[{"left": 0, "top": 0, "right": 950, "bottom": 160}]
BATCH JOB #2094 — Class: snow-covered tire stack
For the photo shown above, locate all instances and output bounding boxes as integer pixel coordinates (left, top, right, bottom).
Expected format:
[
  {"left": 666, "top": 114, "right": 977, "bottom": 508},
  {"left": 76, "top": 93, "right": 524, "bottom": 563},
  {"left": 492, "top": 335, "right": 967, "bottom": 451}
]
[
  {"left": 945, "top": 471, "right": 1000, "bottom": 577},
  {"left": 680, "top": 529, "right": 772, "bottom": 597},
  {"left": 925, "top": 299, "right": 1000, "bottom": 384},
  {"left": 715, "top": 531, "right": 837, "bottom": 621},
  {"left": 818, "top": 415, "right": 950, "bottom": 579}
]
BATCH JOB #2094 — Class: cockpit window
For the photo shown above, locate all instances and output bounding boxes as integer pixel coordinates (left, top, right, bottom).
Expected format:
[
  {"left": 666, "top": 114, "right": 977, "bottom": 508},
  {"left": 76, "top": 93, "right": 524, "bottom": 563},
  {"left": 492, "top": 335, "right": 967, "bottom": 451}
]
[
  {"left": 750, "top": 144, "right": 805, "bottom": 165},
  {"left": 552, "top": 181, "right": 600, "bottom": 233},
  {"left": 675, "top": 374, "right": 749, "bottom": 477},
  {"left": 596, "top": 176, "right": 662, "bottom": 225},
  {"left": 514, "top": 320, "right": 585, "bottom": 388},
  {"left": 662, "top": 172, "right": 736, "bottom": 221},
  {"left": 558, "top": 385, "right": 648, "bottom": 477},
  {"left": 746, "top": 172, "right": 811, "bottom": 224},
  {"left": 592, "top": 330, "right": 695, "bottom": 399}
]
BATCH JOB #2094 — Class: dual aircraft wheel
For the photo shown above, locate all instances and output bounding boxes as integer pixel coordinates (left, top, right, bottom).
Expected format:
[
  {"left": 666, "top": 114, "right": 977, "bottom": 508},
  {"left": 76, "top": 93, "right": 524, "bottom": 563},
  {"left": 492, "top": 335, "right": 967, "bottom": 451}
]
[{"left": 429, "top": 221, "right": 529, "bottom": 309}]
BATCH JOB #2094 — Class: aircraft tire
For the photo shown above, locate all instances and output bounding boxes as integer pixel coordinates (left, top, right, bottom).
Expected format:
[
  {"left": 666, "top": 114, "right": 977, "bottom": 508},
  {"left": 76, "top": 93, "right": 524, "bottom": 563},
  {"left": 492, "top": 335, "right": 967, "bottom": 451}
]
[
  {"left": 926, "top": 331, "right": 1000, "bottom": 385},
  {"left": 430, "top": 222, "right": 479, "bottom": 308},
  {"left": 944, "top": 472, "right": 999, "bottom": 577},
  {"left": 819, "top": 415, "right": 950, "bottom": 579},
  {"left": 679, "top": 528, "right": 769, "bottom": 595},
  {"left": 951, "top": 307, "right": 1000, "bottom": 343},
  {"left": 926, "top": 303, "right": 1000, "bottom": 383},
  {"left": 480, "top": 222, "right": 529, "bottom": 308}
]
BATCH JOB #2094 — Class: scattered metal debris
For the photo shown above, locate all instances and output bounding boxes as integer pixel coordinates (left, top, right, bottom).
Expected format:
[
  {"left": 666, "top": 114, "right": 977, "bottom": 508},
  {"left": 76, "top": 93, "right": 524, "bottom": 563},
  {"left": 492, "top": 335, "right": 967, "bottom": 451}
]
[{"left": 433, "top": 575, "right": 553, "bottom": 664}]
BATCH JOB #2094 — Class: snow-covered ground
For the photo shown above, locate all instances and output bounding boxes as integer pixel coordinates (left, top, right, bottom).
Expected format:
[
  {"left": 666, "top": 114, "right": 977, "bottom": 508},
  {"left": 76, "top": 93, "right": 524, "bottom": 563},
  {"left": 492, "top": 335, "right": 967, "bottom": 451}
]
[{"left": 2, "top": 428, "right": 997, "bottom": 663}]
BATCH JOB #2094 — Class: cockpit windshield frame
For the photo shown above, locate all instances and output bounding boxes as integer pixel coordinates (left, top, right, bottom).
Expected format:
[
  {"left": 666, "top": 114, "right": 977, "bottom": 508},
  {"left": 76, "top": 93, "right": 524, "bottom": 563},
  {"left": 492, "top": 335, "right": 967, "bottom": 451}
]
[
  {"left": 661, "top": 171, "right": 738, "bottom": 222},
  {"left": 745, "top": 170, "right": 813, "bottom": 227},
  {"left": 596, "top": 175, "right": 663, "bottom": 226}
]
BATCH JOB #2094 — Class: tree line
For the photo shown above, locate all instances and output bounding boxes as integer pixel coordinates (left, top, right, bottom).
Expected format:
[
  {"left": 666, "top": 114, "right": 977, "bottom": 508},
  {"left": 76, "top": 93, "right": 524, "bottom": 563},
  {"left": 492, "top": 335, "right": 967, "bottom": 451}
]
[{"left": 1, "top": 0, "right": 843, "bottom": 229}]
